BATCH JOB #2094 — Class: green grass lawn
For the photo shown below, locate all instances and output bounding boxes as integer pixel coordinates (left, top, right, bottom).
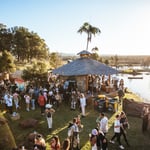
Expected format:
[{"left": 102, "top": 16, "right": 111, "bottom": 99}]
[{"left": 1, "top": 94, "right": 150, "bottom": 150}]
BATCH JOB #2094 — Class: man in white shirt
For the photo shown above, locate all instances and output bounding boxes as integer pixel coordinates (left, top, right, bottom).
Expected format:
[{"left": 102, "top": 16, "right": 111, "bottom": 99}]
[
  {"left": 70, "top": 117, "right": 80, "bottom": 150},
  {"left": 99, "top": 112, "right": 108, "bottom": 135},
  {"left": 5, "top": 94, "right": 13, "bottom": 114},
  {"left": 110, "top": 114, "right": 124, "bottom": 149}
]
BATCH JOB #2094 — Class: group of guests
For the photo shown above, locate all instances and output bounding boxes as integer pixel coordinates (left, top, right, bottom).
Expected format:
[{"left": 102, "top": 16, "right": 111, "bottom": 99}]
[
  {"left": 32, "top": 114, "right": 83, "bottom": 150},
  {"left": 90, "top": 111, "right": 130, "bottom": 150},
  {"left": 33, "top": 133, "right": 65, "bottom": 150},
  {"left": 0, "top": 78, "right": 132, "bottom": 150}
]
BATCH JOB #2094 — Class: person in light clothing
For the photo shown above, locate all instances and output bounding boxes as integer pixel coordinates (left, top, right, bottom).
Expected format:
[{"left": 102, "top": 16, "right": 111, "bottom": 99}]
[
  {"left": 24, "top": 94, "right": 31, "bottom": 111},
  {"left": 70, "top": 117, "right": 80, "bottom": 150},
  {"left": 110, "top": 114, "right": 124, "bottom": 149},
  {"left": 45, "top": 104, "right": 55, "bottom": 132},
  {"left": 5, "top": 94, "right": 13, "bottom": 114},
  {"left": 79, "top": 93, "right": 86, "bottom": 117},
  {"left": 90, "top": 129, "right": 98, "bottom": 150},
  {"left": 13, "top": 92, "right": 20, "bottom": 111},
  {"left": 99, "top": 113, "right": 108, "bottom": 135}
]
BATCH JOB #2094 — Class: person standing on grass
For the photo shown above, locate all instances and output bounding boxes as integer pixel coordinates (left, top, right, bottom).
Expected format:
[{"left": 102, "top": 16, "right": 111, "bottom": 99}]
[
  {"left": 141, "top": 105, "right": 149, "bottom": 133},
  {"left": 38, "top": 92, "right": 46, "bottom": 115},
  {"left": 76, "top": 114, "right": 84, "bottom": 132},
  {"left": 13, "top": 92, "right": 20, "bottom": 111},
  {"left": 54, "top": 92, "right": 61, "bottom": 109},
  {"left": 5, "top": 94, "right": 13, "bottom": 114},
  {"left": 45, "top": 104, "right": 55, "bottom": 132},
  {"left": 95, "top": 127, "right": 108, "bottom": 150},
  {"left": 118, "top": 80, "right": 124, "bottom": 105},
  {"left": 99, "top": 112, "right": 108, "bottom": 136},
  {"left": 109, "top": 114, "right": 124, "bottom": 149},
  {"left": 28, "top": 85, "right": 35, "bottom": 110},
  {"left": 24, "top": 93, "right": 31, "bottom": 112},
  {"left": 62, "top": 138, "right": 70, "bottom": 150},
  {"left": 79, "top": 93, "right": 86, "bottom": 117},
  {"left": 90, "top": 128, "right": 98, "bottom": 150},
  {"left": 70, "top": 117, "right": 80, "bottom": 150},
  {"left": 120, "top": 111, "right": 130, "bottom": 147},
  {"left": 3, "top": 90, "right": 9, "bottom": 111}
]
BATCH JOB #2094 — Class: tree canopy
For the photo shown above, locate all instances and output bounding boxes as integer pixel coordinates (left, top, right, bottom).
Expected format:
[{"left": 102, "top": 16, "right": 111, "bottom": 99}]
[
  {"left": 0, "top": 24, "right": 49, "bottom": 63},
  {"left": 78, "top": 22, "right": 101, "bottom": 50},
  {"left": 0, "top": 23, "right": 52, "bottom": 75}
]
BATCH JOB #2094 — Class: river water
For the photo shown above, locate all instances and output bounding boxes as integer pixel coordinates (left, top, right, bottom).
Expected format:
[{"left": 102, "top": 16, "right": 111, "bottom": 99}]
[{"left": 116, "top": 72, "right": 150, "bottom": 103}]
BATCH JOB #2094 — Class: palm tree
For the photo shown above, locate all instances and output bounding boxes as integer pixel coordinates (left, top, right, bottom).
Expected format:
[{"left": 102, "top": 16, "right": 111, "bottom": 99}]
[
  {"left": 92, "top": 46, "right": 99, "bottom": 53},
  {"left": 91, "top": 46, "right": 99, "bottom": 60},
  {"left": 78, "top": 22, "right": 101, "bottom": 50}
]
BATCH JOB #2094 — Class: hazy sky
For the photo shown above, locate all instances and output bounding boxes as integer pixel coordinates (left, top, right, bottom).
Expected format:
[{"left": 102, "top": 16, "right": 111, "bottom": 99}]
[{"left": 1, "top": 0, "right": 150, "bottom": 55}]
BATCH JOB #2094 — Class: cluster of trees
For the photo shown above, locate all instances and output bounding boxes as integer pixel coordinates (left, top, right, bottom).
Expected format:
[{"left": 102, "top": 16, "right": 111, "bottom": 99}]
[
  {"left": 0, "top": 23, "right": 62, "bottom": 80},
  {"left": 0, "top": 24, "right": 50, "bottom": 63}
]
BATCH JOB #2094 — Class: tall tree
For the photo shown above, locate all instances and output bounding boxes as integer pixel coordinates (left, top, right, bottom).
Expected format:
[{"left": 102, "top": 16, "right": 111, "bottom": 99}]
[
  {"left": 12, "top": 26, "right": 29, "bottom": 61},
  {"left": 78, "top": 22, "right": 101, "bottom": 50},
  {"left": 12, "top": 26, "right": 49, "bottom": 62},
  {"left": 0, "top": 24, "right": 13, "bottom": 52}
]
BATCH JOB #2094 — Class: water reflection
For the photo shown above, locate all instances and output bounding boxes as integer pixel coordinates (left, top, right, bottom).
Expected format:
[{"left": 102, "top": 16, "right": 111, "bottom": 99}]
[{"left": 116, "top": 72, "right": 150, "bottom": 103}]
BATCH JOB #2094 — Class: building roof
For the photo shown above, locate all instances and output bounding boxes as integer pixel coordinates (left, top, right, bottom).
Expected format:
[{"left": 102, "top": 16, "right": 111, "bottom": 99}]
[
  {"left": 77, "top": 50, "right": 91, "bottom": 55},
  {"left": 52, "top": 57, "right": 118, "bottom": 76}
]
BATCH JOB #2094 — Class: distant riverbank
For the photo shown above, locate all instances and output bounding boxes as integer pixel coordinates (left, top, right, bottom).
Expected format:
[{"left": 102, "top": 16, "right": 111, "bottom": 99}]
[{"left": 116, "top": 72, "right": 150, "bottom": 103}]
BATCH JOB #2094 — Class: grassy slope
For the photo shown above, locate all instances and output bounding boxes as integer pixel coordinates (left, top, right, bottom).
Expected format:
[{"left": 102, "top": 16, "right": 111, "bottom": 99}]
[{"left": 0, "top": 92, "right": 150, "bottom": 150}]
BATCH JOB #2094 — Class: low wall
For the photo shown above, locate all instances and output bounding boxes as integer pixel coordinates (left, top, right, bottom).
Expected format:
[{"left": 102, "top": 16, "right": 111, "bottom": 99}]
[{"left": 123, "top": 98, "right": 150, "bottom": 118}]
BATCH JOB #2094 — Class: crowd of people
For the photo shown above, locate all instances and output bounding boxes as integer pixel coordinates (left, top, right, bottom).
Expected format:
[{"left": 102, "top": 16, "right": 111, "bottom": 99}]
[
  {"left": 0, "top": 75, "right": 149, "bottom": 150},
  {"left": 31, "top": 111, "right": 130, "bottom": 150},
  {"left": 32, "top": 114, "right": 83, "bottom": 150},
  {"left": 0, "top": 77, "right": 88, "bottom": 150}
]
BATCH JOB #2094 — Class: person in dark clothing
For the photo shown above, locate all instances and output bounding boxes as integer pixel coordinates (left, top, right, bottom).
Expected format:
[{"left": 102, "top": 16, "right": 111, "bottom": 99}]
[
  {"left": 95, "top": 128, "right": 108, "bottom": 150},
  {"left": 141, "top": 105, "right": 149, "bottom": 133},
  {"left": 120, "top": 111, "right": 130, "bottom": 147}
]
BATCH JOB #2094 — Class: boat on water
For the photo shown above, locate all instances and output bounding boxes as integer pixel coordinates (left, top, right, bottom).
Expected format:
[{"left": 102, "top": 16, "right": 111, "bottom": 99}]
[
  {"left": 128, "top": 76, "right": 143, "bottom": 79},
  {"left": 145, "top": 72, "right": 150, "bottom": 75}
]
